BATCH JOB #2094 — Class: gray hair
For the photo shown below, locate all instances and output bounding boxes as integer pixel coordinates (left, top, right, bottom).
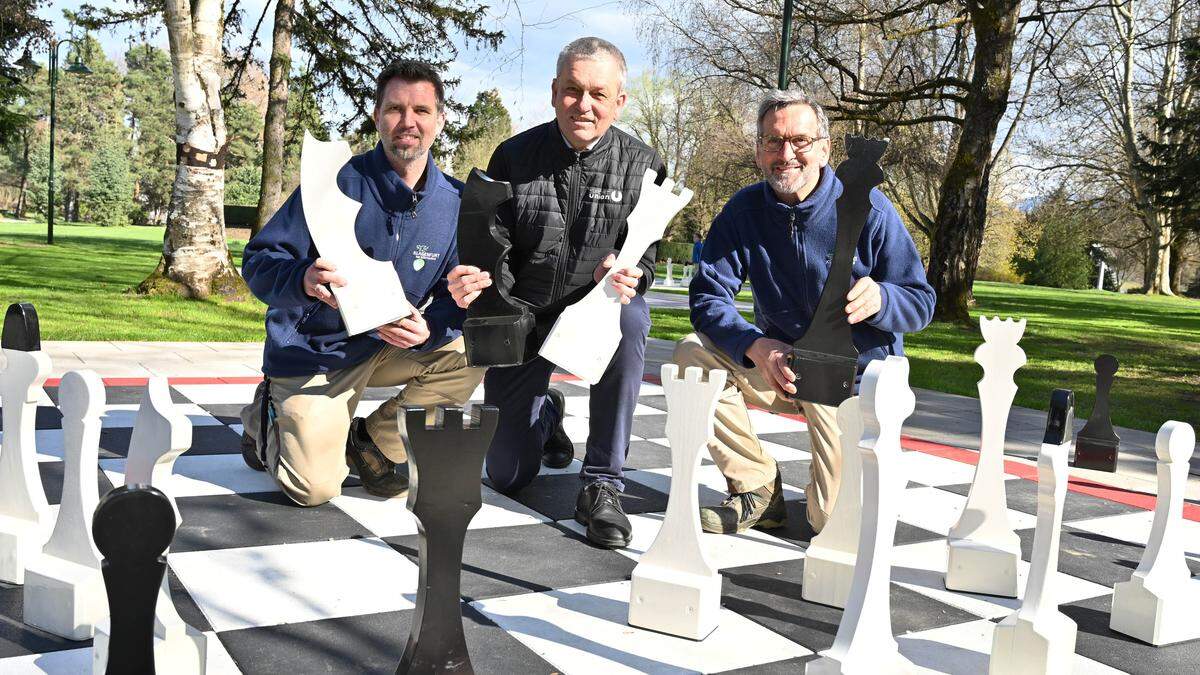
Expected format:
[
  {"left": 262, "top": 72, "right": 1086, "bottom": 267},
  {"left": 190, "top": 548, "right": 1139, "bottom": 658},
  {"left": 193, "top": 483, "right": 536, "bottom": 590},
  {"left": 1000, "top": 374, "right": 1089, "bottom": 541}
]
[
  {"left": 556, "top": 37, "right": 628, "bottom": 90},
  {"left": 756, "top": 89, "right": 830, "bottom": 139}
]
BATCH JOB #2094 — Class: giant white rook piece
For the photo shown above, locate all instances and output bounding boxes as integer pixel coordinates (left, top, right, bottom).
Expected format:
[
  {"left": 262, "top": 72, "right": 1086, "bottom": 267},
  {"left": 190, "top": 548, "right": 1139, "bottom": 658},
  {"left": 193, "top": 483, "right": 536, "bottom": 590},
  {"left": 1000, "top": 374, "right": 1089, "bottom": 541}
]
[
  {"left": 627, "top": 365, "right": 727, "bottom": 639},
  {"left": 802, "top": 396, "right": 865, "bottom": 609},
  {"left": 0, "top": 319, "right": 52, "bottom": 585},
  {"left": 946, "top": 316, "right": 1026, "bottom": 597},
  {"left": 92, "top": 378, "right": 207, "bottom": 674},
  {"left": 300, "top": 131, "right": 409, "bottom": 336},
  {"left": 807, "top": 356, "right": 916, "bottom": 675},
  {"left": 1109, "top": 421, "right": 1200, "bottom": 645},
  {"left": 990, "top": 389, "right": 1077, "bottom": 674},
  {"left": 24, "top": 370, "right": 108, "bottom": 639},
  {"left": 539, "top": 170, "right": 693, "bottom": 384}
]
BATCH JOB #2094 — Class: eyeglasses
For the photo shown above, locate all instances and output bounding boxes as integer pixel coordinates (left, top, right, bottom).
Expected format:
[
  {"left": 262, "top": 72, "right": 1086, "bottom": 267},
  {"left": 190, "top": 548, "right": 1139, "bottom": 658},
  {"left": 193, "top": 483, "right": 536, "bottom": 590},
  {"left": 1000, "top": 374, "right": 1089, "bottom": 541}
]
[{"left": 758, "top": 134, "right": 827, "bottom": 154}]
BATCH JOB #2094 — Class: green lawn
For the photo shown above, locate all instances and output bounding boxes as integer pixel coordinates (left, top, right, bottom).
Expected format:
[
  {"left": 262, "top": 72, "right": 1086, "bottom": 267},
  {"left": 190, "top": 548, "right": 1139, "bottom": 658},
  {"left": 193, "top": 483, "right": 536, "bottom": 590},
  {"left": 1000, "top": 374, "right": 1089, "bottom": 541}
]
[
  {"left": 3, "top": 220, "right": 1195, "bottom": 433},
  {"left": 0, "top": 220, "right": 265, "bottom": 341},
  {"left": 646, "top": 283, "right": 1200, "bottom": 433}
]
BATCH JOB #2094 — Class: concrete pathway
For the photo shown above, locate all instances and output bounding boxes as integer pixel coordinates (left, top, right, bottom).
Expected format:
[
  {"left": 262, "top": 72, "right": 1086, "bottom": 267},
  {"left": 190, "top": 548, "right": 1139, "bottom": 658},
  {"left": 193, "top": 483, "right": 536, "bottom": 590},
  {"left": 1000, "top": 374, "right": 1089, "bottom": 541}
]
[{"left": 15, "top": 337, "right": 1198, "bottom": 501}]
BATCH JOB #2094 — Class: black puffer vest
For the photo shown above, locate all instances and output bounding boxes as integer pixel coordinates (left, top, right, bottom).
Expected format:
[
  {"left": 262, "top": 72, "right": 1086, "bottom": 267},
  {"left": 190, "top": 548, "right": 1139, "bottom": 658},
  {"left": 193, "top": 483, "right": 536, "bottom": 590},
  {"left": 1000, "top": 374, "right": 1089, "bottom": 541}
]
[{"left": 485, "top": 122, "right": 665, "bottom": 327}]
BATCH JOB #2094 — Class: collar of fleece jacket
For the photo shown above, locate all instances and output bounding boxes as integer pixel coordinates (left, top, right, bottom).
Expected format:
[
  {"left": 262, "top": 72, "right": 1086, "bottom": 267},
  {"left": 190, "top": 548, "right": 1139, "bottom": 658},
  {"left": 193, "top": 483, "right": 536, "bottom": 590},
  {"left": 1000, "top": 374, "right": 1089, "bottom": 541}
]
[
  {"left": 363, "top": 141, "right": 446, "bottom": 213},
  {"left": 760, "top": 164, "right": 841, "bottom": 227}
]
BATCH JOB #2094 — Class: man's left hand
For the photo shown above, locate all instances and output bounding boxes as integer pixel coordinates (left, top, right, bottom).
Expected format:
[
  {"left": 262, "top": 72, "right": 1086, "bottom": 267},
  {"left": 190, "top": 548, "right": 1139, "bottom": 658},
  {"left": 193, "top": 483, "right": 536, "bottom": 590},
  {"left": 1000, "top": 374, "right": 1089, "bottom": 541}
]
[
  {"left": 377, "top": 304, "right": 430, "bottom": 348},
  {"left": 593, "top": 254, "right": 641, "bottom": 305},
  {"left": 845, "top": 277, "right": 881, "bottom": 324}
]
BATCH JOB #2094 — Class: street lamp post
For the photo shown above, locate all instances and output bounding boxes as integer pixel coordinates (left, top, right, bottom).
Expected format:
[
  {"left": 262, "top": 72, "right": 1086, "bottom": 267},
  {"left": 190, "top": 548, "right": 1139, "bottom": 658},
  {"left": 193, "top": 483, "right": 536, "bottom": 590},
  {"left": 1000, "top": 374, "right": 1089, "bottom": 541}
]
[{"left": 27, "top": 35, "right": 91, "bottom": 242}]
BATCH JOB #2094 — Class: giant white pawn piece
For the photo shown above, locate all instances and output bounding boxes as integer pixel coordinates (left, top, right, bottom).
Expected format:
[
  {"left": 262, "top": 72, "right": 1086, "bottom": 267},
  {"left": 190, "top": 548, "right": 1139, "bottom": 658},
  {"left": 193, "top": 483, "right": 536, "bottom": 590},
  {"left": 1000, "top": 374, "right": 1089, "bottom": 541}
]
[
  {"left": 24, "top": 370, "right": 109, "bottom": 639},
  {"left": 807, "top": 356, "right": 916, "bottom": 675},
  {"left": 0, "top": 330, "right": 53, "bottom": 585},
  {"left": 1109, "top": 421, "right": 1200, "bottom": 646},
  {"left": 627, "top": 365, "right": 727, "bottom": 640},
  {"left": 990, "top": 389, "right": 1077, "bottom": 674},
  {"left": 301, "top": 131, "right": 409, "bottom": 336},
  {"left": 946, "top": 317, "right": 1026, "bottom": 597},
  {"left": 539, "top": 170, "right": 693, "bottom": 384},
  {"left": 92, "top": 377, "right": 207, "bottom": 674},
  {"left": 802, "top": 396, "right": 865, "bottom": 609}
]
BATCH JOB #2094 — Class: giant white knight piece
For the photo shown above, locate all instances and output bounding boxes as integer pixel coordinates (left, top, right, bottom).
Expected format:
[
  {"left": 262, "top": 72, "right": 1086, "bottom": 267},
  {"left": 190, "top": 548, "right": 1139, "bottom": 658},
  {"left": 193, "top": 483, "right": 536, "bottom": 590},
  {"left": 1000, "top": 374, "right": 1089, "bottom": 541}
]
[
  {"left": 300, "top": 131, "right": 409, "bottom": 336},
  {"left": 92, "top": 377, "right": 207, "bottom": 674},
  {"left": 539, "top": 170, "right": 693, "bottom": 384},
  {"left": 0, "top": 321, "right": 53, "bottom": 585},
  {"left": 627, "top": 365, "right": 727, "bottom": 640},
  {"left": 1109, "top": 420, "right": 1200, "bottom": 646},
  {"left": 989, "top": 389, "right": 1077, "bottom": 674},
  {"left": 807, "top": 356, "right": 916, "bottom": 675},
  {"left": 24, "top": 370, "right": 108, "bottom": 639},
  {"left": 802, "top": 395, "right": 865, "bottom": 609},
  {"left": 945, "top": 316, "right": 1026, "bottom": 597}
]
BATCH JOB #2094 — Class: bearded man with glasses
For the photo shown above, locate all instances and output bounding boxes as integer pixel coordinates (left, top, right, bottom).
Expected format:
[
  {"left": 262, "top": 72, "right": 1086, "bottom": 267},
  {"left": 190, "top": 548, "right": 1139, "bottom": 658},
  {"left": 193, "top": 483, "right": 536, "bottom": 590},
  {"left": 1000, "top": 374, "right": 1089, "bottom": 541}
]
[{"left": 673, "top": 89, "right": 934, "bottom": 536}]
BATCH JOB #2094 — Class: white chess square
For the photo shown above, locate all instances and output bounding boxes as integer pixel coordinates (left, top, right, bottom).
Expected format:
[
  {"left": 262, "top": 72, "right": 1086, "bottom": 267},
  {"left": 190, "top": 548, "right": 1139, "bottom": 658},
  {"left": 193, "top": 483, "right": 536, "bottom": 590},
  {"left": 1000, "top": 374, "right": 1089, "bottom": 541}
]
[
  {"left": 331, "top": 484, "right": 551, "bottom": 538},
  {"left": 99, "top": 454, "right": 279, "bottom": 497},
  {"left": 900, "top": 449, "right": 1019, "bottom": 487},
  {"left": 169, "top": 537, "right": 418, "bottom": 632},
  {"left": 559, "top": 395, "right": 662, "bottom": 418},
  {"left": 889, "top": 539, "right": 1111, "bottom": 620},
  {"left": 171, "top": 383, "right": 259, "bottom": 405},
  {"left": 558, "top": 511, "right": 805, "bottom": 569},
  {"left": 637, "top": 382, "right": 665, "bottom": 397},
  {"left": 471, "top": 580, "right": 810, "bottom": 674},
  {"left": 99, "top": 403, "right": 223, "bottom": 428},
  {"left": 746, "top": 408, "right": 808, "bottom": 434},
  {"left": 760, "top": 438, "right": 812, "bottom": 462},
  {"left": 896, "top": 619, "right": 1125, "bottom": 674},
  {"left": 1068, "top": 510, "right": 1200, "bottom": 562},
  {"left": 897, "top": 486, "right": 1036, "bottom": 536}
]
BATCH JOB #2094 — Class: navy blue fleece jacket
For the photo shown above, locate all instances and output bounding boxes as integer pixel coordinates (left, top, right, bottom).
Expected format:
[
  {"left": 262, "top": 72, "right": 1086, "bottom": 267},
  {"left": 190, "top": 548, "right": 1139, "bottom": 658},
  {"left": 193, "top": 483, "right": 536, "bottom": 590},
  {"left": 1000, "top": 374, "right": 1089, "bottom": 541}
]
[
  {"left": 690, "top": 166, "right": 934, "bottom": 372},
  {"left": 242, "top": 143, "right": 465, "bottom": 378}
]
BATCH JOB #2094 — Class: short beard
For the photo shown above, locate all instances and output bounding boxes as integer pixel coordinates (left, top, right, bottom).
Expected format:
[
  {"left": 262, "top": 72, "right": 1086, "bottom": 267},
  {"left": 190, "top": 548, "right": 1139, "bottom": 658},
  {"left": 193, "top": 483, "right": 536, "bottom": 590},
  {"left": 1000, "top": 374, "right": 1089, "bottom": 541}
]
[
  {"left": 764, "top": 170, "right": 805, "bottom": 196},
  {"left": 385, "top": 142, "right": 424, "bottom": 163}
]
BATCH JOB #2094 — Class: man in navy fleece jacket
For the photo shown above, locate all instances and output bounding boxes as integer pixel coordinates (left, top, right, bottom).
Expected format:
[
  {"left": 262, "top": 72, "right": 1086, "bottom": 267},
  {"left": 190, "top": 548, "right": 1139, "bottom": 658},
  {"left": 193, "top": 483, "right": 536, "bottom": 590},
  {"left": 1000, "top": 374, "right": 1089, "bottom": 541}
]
[
  {"left": 674, "top": 89, "right": 934, "bottom": 535},
  {"left": 238, "top": 60, "right": 483, "bottom": 507}
]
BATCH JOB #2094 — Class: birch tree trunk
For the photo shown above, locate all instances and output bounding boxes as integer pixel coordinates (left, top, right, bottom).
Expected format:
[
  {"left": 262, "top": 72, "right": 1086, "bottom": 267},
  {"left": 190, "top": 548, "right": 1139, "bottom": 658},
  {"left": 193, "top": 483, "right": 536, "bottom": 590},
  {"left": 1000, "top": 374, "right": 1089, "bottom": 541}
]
[
  {"left": 139, "top": 0, "right": 247, "bottom": 299},
  {"left": 925, "top": 0, "right": 1022, "bottom": 322},
  {"left": 252, "top": 0, "right": 294, "bottom": 238}
]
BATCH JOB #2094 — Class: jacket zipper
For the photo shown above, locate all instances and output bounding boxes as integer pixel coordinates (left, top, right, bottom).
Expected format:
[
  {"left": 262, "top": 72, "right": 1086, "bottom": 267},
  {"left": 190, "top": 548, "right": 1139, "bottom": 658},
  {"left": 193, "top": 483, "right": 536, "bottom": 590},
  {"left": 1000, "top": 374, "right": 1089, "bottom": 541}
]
[
  {"left": 551, "top": 153, "right": 582, "bottom": 303},
  {"left": 790, "top": 209, "right": 813, "bottom": 316}
]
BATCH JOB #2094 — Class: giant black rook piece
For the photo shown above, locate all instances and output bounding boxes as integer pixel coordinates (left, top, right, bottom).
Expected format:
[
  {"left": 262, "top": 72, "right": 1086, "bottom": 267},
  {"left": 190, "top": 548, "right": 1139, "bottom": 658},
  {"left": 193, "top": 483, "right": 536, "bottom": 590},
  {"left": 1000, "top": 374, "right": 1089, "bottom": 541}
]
[
  {"left": 397, "top": 404, "right": 499, "bottom": 675},
  {"left": 1073, "top": 354, "right": 1120, "bottom": 472},
  {"left": 457, "top": 169, "right": 532, "bottom": 367},
  {"left": 93, "top": 485, "right": 177, "bottom": 675},
  {"left": 3, "top": 302, "right": 40, "bottom": 351},
  {"left": 1044, "top": 388, "right": 1075, "bottom": 446},
  {"left": 789, "top": 136, "right": 888, "bottom": 406}
]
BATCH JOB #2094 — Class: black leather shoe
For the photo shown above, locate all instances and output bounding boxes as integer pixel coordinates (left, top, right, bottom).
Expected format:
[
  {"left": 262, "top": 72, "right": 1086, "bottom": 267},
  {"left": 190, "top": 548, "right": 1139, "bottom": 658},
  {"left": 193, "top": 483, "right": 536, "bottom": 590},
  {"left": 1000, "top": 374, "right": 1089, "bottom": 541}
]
[
  {"left": 541, "top": 388, "right": 574, "bottom": 469},
  {"left": 346, "top": 418, "right": 409, "bottom": 498},
  {"left": 574, "top": 481, "right": 632, "bottom": 549},
  {"left": 241, "top": 430, "right": 266, "bottom": 472}
]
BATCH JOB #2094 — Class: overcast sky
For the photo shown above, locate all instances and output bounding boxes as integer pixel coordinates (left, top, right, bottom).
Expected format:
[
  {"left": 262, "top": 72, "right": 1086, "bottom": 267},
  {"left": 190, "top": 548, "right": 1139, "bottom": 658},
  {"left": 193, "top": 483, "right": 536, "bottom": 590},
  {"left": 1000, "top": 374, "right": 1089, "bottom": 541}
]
[{"left": 44, "top": 0, "right": 656, "bottom": 134}]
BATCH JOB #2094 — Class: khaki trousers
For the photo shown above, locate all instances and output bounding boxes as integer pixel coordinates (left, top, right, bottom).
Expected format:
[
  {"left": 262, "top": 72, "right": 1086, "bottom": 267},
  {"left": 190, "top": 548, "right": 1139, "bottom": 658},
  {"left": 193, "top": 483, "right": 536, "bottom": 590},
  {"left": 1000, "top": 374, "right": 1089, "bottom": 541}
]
[
  {"left": 672, "top": 333, "right": 842, "bottom": 532},
  {"left": 241, "top": 337, "right": 484, "bottom": 507}
]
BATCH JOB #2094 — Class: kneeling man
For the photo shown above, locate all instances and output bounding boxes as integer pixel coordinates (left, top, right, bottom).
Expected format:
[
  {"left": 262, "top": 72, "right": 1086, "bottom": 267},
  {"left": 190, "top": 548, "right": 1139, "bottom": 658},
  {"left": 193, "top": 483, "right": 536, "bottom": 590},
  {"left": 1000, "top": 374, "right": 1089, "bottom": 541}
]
[
  {"left": 239, "top": 60, "right": 483, "bottom": 506},
  {"left": 675, "top": 89, "right": 934, "bottom": 535}
]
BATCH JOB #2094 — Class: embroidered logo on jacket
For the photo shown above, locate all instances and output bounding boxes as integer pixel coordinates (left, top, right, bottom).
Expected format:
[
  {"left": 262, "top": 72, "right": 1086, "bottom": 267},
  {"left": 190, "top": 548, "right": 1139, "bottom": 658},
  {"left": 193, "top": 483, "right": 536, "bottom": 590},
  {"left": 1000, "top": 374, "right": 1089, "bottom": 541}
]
[
  {"left": 585, "top": 187, "right": 622, "bottom": 202},
  {"left": 412, "top": 244, "right": 440, "bottom": 271}
]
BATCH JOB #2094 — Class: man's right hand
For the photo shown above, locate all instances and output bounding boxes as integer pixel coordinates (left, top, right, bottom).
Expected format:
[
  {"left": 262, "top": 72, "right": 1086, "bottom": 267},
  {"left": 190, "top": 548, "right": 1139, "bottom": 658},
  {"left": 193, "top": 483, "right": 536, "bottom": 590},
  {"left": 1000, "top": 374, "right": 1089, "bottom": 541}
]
[
  {"left": 746, "top": 337, "right": 798, "bottom": 398},
  {"left": 303, "top": 258, "right": 347, "bottom": 309},
  {"left": 447, "top": 265, "right": 492, "bottom": 309}
]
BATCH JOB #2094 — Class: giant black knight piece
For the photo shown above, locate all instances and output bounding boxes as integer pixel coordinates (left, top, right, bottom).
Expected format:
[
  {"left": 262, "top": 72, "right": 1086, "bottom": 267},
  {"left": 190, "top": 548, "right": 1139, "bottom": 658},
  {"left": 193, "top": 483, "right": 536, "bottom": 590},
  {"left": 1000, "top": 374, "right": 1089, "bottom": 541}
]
[
  {"left": 2, "top": 302, "right": 40, "bottom": 351},
  {"left": 1073, "top": 354, "right": 1120, "bottom": 472},
  {"left": 396, "top": 404, "right": 499, "bottom": 674},
  {"left": 457, "top": 168, "right": 532, "bottom": 367},
  {"left": 789, "top": 136, "right": 888, "bottom": 406}
]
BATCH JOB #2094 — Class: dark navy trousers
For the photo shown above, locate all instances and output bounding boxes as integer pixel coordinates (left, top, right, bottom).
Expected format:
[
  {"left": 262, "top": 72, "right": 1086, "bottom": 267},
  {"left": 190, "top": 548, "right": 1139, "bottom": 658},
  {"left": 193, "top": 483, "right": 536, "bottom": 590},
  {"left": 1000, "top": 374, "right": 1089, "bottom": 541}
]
[{"left": 483, "top": 294, "right": 651, "bottom": 494}]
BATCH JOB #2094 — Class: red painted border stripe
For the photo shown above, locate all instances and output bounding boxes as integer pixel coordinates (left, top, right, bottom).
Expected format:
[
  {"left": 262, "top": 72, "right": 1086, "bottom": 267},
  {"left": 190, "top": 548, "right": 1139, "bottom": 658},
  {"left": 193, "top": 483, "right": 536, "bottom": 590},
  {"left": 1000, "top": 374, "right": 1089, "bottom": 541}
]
[{"left": 43, "top": 376, "right": 265, "bottom": 387}]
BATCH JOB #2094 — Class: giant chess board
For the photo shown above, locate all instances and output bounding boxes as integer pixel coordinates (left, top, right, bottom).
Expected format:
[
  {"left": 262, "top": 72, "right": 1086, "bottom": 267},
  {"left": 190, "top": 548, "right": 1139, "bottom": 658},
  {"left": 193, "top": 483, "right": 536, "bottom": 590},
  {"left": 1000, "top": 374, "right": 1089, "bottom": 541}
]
[{"left": 1, "top": 375, "right": 1198, "bottom": 674}]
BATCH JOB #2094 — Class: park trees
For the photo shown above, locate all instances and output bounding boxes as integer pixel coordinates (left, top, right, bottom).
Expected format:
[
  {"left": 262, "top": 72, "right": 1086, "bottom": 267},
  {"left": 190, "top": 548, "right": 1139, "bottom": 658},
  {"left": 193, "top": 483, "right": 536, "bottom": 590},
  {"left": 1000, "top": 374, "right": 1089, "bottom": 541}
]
[
  {"left": 124, "top": 44, "right": 175, "bottom": 225},
  {"left": 451, "top": 89, "right": 512, "bottom": 176}
]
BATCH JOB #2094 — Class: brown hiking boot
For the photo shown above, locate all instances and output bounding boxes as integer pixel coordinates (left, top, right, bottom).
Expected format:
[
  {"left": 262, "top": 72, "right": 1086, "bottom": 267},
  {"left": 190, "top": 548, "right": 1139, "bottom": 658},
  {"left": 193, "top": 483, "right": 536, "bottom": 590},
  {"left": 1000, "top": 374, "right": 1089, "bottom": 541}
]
[
  {"left": 699, "top": 470, "right": 786, "bottom": 534},
  {"left": 346, "top": 417, "right": 408, "bottom": 498}
]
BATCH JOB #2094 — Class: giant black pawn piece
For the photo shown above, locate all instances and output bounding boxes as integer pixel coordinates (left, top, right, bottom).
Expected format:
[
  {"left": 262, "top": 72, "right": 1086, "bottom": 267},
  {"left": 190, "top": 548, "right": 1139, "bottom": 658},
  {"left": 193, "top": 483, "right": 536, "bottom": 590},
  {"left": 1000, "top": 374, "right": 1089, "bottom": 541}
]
[
  {"left": 789, "top": 136, "right": 889, "bottom": 406},
  {"left": 3, "top": 301, "right": 41, "bottom": 351},
  {"left": 1073, "top": 354, "right": 1121, "bottom": 472},
  {"left": 397, "top": 405, "right": 499, "bottom": 675},
  {"left": 457, "top": 169, "right": 533, "bottom": 367},
  {"left": 92, "top": 485, "right": 177, "bottom": 675}
]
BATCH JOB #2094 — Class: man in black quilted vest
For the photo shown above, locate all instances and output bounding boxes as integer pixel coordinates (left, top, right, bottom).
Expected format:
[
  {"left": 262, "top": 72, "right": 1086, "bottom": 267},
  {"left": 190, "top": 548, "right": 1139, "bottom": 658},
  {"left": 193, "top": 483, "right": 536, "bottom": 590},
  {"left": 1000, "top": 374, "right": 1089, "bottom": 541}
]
[{"left": 447, "top": 37, "right": 664, "bottom": 549}]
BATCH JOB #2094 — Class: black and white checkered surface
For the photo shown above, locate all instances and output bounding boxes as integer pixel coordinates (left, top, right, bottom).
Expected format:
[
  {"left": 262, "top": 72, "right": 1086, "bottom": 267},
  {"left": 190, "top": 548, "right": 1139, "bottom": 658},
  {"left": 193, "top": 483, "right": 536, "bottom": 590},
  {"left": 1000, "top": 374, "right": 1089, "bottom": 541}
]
[{"left": 1, "top": 379, "right": 1198, "bottom": 674}]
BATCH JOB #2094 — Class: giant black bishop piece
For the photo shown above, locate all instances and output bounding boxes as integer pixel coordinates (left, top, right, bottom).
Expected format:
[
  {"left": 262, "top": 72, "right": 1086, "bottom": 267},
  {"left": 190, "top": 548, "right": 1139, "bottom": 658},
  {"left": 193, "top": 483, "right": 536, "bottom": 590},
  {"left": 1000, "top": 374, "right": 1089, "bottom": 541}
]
[{"left": 788, "top": 136, "right": 889, "bottom": 407}]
